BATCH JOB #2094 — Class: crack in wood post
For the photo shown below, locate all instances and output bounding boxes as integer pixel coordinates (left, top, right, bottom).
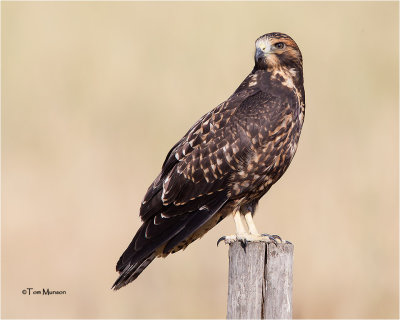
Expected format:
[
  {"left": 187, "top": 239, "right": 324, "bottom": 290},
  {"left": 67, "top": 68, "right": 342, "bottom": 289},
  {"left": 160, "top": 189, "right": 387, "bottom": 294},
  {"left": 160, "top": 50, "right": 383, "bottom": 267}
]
[{"left": 226, "top": 241, "right": 293, "bottom": 319}]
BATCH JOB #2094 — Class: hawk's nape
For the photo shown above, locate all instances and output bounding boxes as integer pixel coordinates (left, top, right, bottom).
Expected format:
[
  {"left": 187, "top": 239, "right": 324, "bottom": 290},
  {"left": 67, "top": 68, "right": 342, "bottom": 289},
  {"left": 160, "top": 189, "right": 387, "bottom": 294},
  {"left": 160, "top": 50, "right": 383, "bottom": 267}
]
[{"left": 113, "top": 32, "right": 305, "bottom": 290}]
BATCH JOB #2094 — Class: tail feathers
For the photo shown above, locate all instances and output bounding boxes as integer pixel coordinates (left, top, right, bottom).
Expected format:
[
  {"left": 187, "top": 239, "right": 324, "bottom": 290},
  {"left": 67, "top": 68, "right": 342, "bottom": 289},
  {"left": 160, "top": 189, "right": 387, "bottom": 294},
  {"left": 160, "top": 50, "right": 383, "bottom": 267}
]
[
  {"left": 113, "top": 191, "right": 229, "bottom": 289},
  {"left": 112, "top": 253, "right": 156, "bottom": 290},
  {"left": 163, "top": 196, "right": 228, "bottom": 253}
]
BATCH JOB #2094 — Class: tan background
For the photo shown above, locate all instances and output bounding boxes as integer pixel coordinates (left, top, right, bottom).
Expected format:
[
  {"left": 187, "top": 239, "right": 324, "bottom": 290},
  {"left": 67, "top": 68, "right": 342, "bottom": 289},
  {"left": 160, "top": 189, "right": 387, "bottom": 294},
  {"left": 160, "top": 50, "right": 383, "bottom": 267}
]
[{"left": 2, "top": 1, "right": 398, "bottom": 319}]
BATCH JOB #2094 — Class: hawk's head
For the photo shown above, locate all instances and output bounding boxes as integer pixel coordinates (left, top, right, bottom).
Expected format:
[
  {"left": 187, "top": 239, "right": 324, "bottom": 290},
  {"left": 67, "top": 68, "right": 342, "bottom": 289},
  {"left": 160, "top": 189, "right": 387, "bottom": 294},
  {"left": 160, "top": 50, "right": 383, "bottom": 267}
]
[{"left": 254, "top": 32, "right": 302, "bottom": 71}]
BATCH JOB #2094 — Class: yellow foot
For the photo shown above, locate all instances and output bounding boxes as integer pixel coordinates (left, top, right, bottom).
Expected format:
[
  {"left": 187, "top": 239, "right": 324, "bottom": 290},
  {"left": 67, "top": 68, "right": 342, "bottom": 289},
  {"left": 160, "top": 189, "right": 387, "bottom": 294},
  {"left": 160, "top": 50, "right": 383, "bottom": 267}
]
[
  {"left": 217, "top": 233, "right": 290, "bottom": 247},
  {"left": 260, "top": 233, "right": 291, "bottom": 245}
]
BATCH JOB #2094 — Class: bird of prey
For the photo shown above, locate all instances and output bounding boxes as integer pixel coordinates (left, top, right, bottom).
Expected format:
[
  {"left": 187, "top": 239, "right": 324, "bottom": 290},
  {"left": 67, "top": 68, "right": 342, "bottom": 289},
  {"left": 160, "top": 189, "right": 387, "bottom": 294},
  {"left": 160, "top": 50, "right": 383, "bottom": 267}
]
[{"left": 113, "top": 32, "right": 305, "bottom": 290}]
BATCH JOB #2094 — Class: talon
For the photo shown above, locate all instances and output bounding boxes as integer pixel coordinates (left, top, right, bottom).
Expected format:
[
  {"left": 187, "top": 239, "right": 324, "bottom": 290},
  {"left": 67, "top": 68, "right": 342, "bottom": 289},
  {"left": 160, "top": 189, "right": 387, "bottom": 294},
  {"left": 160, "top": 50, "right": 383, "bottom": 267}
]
[
  {"left": 269, "top": 237, "right": 278, "bottom": 245},
  {"left": 261, "top": 233, "right": 278, "bottom": 245},
  {"left": 270, "top": 234, "right": 282, "bottom": 243},
  {"left": 217, "top": 236, "right": 226, "bottom": 246},
  {"left": 239, "top": 238, "right": 247, "bottom": 251}
]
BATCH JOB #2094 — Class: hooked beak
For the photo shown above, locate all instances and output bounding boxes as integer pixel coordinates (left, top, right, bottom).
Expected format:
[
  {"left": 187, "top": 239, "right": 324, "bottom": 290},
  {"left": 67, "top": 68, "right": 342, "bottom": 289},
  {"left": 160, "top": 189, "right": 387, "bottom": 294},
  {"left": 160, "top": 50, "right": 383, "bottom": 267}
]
[
  {"left": 255, "top": 47, "right": 265, "bottom": 63},
  {"left": 255, "top": 41, "right": 271, "bottom": 63}
]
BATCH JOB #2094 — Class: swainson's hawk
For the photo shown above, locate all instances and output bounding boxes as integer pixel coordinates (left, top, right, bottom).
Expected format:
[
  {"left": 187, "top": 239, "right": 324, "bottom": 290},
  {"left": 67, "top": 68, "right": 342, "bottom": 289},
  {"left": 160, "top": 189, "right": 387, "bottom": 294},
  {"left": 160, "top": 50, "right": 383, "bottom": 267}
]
[{"left": 113, "top": 32, "right": 305, "bottom": 290}]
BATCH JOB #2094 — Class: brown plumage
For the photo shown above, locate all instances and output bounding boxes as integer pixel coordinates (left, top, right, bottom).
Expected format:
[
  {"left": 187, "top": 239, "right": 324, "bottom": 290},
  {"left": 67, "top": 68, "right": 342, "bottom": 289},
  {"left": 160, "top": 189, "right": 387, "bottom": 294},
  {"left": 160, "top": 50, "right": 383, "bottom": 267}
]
[{"left": 113, "top": 32, "right": 305, "bottom": 290}]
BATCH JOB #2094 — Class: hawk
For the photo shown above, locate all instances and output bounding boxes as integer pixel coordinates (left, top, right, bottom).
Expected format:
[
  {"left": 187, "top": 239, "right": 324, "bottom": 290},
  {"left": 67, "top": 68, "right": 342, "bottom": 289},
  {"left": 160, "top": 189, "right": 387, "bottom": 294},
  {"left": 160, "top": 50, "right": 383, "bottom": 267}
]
[{"left": 113, "top": 32, "right": 305, "bottom": 290}]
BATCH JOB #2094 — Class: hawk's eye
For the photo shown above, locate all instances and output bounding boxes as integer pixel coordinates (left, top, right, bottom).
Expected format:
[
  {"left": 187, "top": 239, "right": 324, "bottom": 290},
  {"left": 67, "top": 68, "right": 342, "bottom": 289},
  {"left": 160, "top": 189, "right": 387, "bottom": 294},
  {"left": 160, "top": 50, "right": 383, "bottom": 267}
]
[{"left": 274, "top": 42, "right": 285, "bottom": 49}]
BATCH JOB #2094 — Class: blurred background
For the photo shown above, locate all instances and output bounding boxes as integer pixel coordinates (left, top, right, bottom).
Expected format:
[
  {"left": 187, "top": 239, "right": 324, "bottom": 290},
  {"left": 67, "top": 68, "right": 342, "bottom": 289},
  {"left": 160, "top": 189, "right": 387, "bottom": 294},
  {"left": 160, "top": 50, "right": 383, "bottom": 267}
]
[{"left": 2, "top": 1, "right": 398, "bottom": 318}]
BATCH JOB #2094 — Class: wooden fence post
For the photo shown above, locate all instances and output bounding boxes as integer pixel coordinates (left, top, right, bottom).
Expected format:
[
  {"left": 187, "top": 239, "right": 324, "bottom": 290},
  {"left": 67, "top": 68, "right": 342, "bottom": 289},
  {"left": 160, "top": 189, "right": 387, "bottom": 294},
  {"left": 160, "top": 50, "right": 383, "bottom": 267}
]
[{"left": 226, "top": 241, "right": 294, "bottom": 319}]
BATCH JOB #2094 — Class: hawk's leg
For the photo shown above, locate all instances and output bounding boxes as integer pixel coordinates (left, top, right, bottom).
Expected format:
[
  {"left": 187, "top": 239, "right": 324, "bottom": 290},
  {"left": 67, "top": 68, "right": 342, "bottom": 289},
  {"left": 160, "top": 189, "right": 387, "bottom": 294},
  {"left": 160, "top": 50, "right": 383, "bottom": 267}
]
[
  {"left": 217, "top": 210, "right": 249, "bottom": 246},
  {"left": 233, "top": 209, "right": 247, "bottom": 234},
  {"left": 244, "top": 212, "right": 288, "bottom": 244},
  {"left": 244, "top": 211, "right": 259, "bottom": 235},
  {"left": 217, "top": 210, "right": 289, "bottom": 246}
]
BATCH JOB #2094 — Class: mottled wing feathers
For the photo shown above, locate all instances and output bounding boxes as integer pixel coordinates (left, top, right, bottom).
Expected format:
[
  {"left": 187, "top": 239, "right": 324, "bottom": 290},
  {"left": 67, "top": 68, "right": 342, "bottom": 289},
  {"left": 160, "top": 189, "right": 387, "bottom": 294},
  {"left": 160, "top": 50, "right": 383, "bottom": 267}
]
[
  {"left": 162, "top": 191, "right": 228, "bottom": 253},
  {"left": 113, "top": 84, "right": 264, "bottom": 288},
  {"left": 114, "top": 32, "right": 306, "bottom": 290},
  {"left": 140, "top": 93, "right": 256, "bottom": 221}
]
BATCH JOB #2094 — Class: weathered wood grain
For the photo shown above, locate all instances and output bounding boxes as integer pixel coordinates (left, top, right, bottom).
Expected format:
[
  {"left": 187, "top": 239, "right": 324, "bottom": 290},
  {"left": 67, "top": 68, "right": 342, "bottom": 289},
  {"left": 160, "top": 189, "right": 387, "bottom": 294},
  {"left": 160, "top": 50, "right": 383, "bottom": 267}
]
[
  {"left": 263, "top": 242, "right": 294, "bottom": 319},
  {"left": 227, "top": 242, "right": 266, "bottom": 319},
  {"left": 226, "top": 241, "right": 293, "bottom": 319}
]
